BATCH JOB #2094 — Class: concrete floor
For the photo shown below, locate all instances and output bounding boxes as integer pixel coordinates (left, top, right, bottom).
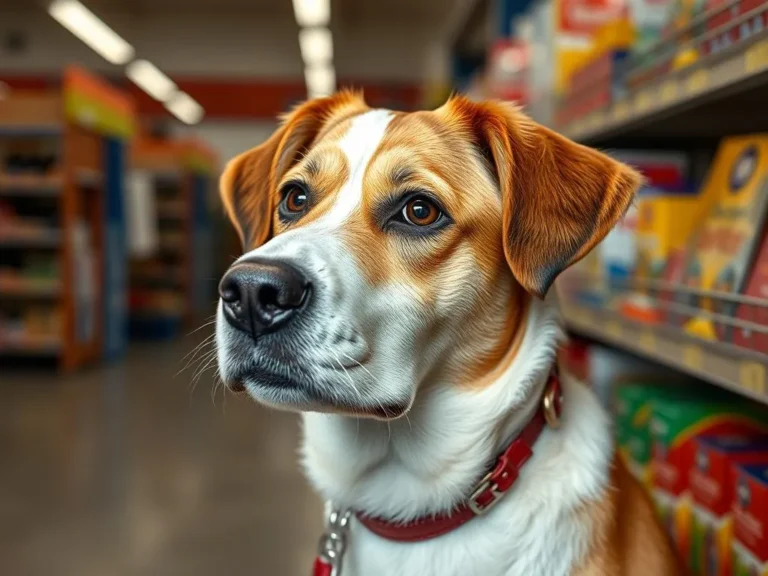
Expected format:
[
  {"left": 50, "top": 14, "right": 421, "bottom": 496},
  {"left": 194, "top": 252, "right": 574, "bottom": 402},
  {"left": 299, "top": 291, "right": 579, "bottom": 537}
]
[{"left": 0, "top": 336, "right": 323, "bottom": 576}]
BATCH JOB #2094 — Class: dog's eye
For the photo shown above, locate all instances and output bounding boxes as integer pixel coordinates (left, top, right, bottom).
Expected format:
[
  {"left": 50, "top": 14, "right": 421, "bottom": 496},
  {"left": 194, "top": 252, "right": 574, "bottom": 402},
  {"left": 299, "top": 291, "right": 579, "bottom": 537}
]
[
  {"left": 283, "top": 186, "right": 308, "bottom": 213},
  {"left": 402, "top": 197, "right": 441, "bottom": 226}
]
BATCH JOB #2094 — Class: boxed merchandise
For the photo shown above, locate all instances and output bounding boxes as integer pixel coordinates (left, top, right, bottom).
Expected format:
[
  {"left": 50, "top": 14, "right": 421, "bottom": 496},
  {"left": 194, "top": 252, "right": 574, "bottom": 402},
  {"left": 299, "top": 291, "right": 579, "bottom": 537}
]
[
  {"left": 678, "top": 135, "right": 768, "bottom": 342},
  {"left": 732, "top": 463, "right": 768, "bottom": 576},
  {"left": 615, "top": 382, "right": 685, "bottom": 487},
  {"left": 733, "top": 232, "right": 768, "bottom": 354},
  {"left": 689, "top": 436, "right": 768, "bottom": 576},
  {"left": 651, "top": 394, "right": 768, "bottom": 568}
]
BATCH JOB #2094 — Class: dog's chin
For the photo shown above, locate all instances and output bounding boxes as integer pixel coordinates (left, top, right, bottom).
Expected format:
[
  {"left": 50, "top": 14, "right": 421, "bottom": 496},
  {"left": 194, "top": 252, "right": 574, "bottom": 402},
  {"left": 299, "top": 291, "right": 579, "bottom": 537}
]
[{"left": 229, "top": 369, "right": 412, "bottom": 421}]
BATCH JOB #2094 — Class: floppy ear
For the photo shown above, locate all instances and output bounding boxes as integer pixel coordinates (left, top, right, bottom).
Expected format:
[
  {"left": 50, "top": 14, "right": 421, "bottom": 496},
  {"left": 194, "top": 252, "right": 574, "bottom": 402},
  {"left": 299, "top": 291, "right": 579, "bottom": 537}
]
[
  {"left": 220, "top": 91, "right": 367, "bottom": 249},
  {"left": 448, "top": 97, "right": 641, "bottom": 297}
]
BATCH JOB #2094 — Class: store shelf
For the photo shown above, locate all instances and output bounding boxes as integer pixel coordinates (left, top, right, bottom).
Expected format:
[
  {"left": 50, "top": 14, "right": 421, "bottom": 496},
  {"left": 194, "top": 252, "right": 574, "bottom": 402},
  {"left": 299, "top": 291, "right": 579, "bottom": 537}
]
[
  {"left": 0, "top": 227, "right": 61, "bottom": 248},
  {"left": 563, "top": 304, "right": 768, "bottom": 405},
  {"left": 0, "top": 336, "right": 62, "bottom": 355},
  {"left": 0, "top": 126, "right": 63, "bottom": 137},
  {"left": 0, "top": 173, "right": 64, "bottom": 196},
  {"left": 561, "top": 30, "right": 768, "bottom": 145},
  {"left": 0, "top": 276, "right": 60, "bottom": 297}
]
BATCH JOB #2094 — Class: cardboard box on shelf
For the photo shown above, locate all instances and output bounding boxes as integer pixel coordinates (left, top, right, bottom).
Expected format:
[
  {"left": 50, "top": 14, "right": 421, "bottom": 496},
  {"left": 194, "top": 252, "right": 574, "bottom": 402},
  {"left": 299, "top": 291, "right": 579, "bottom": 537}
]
[
  {"left": 678, "top": 135, "right": 768, "bottom": 343},
  {"left": 733, "top": 232, "right": 768, "bottom": 354},
  {"left": 615, "top": 382, "right": 687, "bottom": 487},
  {"left": 650, "top": 394, "right": 768, "bottom": 569},
  {"left": 731, "top": 463, "right": 768, "bottom": 576},
  {"left": 689, "top": 436, "right": 768, "bottom": 576}
]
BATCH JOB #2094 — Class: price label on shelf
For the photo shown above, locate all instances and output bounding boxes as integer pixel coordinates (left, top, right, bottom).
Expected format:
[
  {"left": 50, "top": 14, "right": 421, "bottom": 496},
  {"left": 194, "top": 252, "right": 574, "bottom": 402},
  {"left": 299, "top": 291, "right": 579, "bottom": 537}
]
[
  {"left": 634, "top": 91, "right": 653, "bottom": 113},
  {"left": 683, "top": 345, "right": 703, "bottom": 370},
  {"left": 745, "top": 40, "right": 768, "bottom": 73},
  {"left": 639, "top": 330, "right": 656, "bottom": 352},
  {"left": 739, "top": 362, "right": 766, "bottom": 396},
  {"left": 613, "top": 100, "right": 631, "bottom": 122},
  {"left": 570, "top": 307, "right": 591, "bottom": 326},
  {"left": 660, "top": 81, "right": 677, "bottom": 104},
  {"left": 686, "top": 70, "right": 709, "bottom": 95}
]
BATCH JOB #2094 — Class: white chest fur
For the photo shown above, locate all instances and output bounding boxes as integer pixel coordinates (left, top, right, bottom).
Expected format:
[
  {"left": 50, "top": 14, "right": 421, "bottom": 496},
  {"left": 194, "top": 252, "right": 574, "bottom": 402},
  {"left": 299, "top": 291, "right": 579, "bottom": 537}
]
[{"left": 301, "top": 300, "right": 614, "bottom": 576}]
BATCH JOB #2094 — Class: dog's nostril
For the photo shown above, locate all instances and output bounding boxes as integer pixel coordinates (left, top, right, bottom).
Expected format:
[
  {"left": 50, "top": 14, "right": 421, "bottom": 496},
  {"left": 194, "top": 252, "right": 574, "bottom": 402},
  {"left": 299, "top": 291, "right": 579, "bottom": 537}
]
[{"left": 258, "top": 285, "right": 280, "bottom": 310}]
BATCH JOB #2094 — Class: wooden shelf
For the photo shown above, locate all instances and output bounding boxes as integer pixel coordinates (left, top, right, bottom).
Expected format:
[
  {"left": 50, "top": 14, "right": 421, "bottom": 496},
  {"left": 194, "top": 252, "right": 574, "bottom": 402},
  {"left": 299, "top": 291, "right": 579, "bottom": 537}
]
[
  {"left": 0, "top": 227, "right": 61, "bottom": 248},
  {"left": 560, "top": 31, "right": 768, "bottom": 145},
  {"left": 0, "top": 335, "right": 62, "bottom": 355},
  {"left": 0, "top": 173, "right": 64, "bottom": 196},
  {"left": 0, "top": 276, "right": 60, "bottom": 297},
  {"left": 563, "top": 304, "right": 768, "bottom": 406}
]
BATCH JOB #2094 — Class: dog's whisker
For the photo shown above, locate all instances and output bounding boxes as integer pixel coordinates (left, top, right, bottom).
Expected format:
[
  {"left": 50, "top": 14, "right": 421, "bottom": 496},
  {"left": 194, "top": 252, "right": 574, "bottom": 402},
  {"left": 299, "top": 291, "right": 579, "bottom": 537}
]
[{"left": 185, "top": 318, "right": 217, "bottom": 337}]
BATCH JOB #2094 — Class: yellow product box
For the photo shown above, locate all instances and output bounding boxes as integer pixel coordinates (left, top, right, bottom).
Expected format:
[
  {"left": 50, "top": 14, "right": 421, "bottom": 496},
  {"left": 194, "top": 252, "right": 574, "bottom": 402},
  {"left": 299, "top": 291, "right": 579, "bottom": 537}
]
[
  {"left": 636, "top": 190, "right": 715, "bottom": 279},
  {"left": 678, "top": 135, "right": 768, "bottom": 341}
]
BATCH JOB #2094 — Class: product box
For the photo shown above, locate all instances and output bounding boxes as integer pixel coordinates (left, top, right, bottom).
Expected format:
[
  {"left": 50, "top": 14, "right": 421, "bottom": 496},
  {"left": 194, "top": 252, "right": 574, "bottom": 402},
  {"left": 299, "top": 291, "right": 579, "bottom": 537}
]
[
  {"left": 615, "top": 382, "right": 688, "bottom": 487},
  {"left": 733, "top": 232, "right": 768, "bottom": 354},
  {"left": 732, "top": 463, "right": 768, "bottom": 576},
  {"left": 689, "top": 436, "right": 768, "bottom": 576},
  {"left": 678, "top": 135, "right": 768, "bottom": 342},
  {"left": 651, "top": 394, "right": 768, "bottom": 568}
]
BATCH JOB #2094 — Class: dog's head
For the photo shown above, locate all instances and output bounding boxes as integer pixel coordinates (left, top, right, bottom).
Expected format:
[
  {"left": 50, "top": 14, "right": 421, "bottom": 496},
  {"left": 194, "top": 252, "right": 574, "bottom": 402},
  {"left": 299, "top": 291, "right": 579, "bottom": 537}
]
[{"left": 216, "top": 92, "right": 640, "bottom": 418}]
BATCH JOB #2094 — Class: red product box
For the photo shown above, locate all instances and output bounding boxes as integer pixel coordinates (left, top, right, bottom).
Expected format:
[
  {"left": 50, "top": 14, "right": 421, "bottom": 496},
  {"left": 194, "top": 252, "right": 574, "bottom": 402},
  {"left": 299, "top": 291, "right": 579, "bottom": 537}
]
[
  {"left": 689, "top": 436, "right": 768, "bottom": 576},
  {"left": 733, "top": 233, "right": 768, "bottom": 354},
  {"left": 731, "top": 463, "right": 768, "bottom": 575},
  {"left": 705, "top": 0, "right": 768, "bottom": 55}
]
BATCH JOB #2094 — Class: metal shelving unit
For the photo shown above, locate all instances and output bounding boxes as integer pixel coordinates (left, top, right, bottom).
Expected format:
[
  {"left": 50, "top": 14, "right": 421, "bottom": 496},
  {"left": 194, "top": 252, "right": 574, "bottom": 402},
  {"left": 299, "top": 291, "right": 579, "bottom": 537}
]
[
  {"left": 563, "top": 304, "right": 767, "bottom": 404},
  {"left": 560, "top": 7, "right": 768, "bottom": 146}
]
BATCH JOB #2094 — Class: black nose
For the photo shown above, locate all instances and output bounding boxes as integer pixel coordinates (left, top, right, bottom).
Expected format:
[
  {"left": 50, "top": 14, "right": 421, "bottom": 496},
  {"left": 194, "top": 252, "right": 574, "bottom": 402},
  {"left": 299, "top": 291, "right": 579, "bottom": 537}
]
[{"left": 219, "top": 259, "right": 311, "bottom": 337}]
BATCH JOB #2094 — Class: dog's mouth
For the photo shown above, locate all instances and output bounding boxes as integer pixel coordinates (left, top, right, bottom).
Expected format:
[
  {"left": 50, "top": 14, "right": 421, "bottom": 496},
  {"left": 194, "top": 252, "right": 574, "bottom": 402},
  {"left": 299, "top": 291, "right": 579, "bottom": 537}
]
[{"left": 225, "top": 361, "right": 411, "bottom": 420}]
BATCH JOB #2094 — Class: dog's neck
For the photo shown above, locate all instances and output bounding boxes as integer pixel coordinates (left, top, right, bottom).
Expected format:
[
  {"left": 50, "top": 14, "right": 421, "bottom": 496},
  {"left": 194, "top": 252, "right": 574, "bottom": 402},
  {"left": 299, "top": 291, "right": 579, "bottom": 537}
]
[{"left": 301, "top": 297, "right": 565, "bottom": 521}]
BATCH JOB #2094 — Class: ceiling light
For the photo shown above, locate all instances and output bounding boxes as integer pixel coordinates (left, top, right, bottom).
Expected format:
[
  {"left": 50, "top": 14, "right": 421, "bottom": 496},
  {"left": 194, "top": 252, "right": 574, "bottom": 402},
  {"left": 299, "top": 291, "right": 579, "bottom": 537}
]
[
  {"left": 292, "top": 0, "right": 330, "bottom": 27},
  {"left": 48, "top": 0, "right": 134, "bottom": 65},
  {"left": 305, "top": 64, "right": 336, "bottom": 98},
  {"left": 165, "top": 92, "right": 204, "bottom": 125},
  {"left": 299, "top": 27, "right": 333, "bottom": 65},
  {"left": 126, "top": 60, "right": 177, "bottom": 102}
]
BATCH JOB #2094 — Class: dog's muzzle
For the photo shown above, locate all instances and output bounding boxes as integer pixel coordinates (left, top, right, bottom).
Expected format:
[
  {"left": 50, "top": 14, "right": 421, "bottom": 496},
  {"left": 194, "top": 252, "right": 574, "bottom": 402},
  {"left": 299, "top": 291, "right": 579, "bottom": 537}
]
[{"left": 219, "top": 257, "right": 312, "bottom": 339}]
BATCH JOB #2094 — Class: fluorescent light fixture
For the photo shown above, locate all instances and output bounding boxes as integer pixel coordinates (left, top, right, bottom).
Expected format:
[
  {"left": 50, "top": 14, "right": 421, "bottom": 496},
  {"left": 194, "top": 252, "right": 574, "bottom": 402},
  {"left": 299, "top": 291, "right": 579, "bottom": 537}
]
[
  {"left": 305, "top": 64, "right": 336, "bottom": 98},
  {"left": 292, "top": 0, "right": 330, "bottom": 27},
  {"left": 126, "top": 60, "right": 177, "bottom": 102},
  {"left": 299, "top": 27, "right": 333, "bottom": 65},
  {"left": 165, "top": 91, "right": 204, "bottom": 125},
  {"left": 48, "top": 0, "right": 134, "bottom": 65}
]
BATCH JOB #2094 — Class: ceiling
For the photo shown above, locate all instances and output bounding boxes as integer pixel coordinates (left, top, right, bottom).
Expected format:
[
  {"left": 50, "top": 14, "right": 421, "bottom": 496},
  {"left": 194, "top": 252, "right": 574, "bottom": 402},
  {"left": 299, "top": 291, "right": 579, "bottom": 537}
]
[{"left": 10, "top": 0, "right": 452, "bottom": 23}]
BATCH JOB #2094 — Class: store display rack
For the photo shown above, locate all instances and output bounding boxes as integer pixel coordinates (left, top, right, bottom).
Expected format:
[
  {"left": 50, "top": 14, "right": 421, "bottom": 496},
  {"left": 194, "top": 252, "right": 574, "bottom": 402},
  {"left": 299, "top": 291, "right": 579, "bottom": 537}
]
[
  {"left": 561, "top": 3, "right": 768, "bottom": 145},
  {"left": 558, "top": 274, "right": 768, "bottom": 405},
  {"left": 129, "top": 139, "right": 216, "bottom": 340},
  {"left": 0, "top": 66, "right": 134, "bottom": 370}
]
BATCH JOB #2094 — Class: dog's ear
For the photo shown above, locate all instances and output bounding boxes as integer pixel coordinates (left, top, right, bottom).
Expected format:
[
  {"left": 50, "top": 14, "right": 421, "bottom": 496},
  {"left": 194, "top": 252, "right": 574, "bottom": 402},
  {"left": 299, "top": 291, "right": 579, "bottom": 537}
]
[
  {"left": 220, "top": 91, "right": 367, "bottom": 249},
  {"left": 446, "top": 97, "right": 641, "bottom": 297}
]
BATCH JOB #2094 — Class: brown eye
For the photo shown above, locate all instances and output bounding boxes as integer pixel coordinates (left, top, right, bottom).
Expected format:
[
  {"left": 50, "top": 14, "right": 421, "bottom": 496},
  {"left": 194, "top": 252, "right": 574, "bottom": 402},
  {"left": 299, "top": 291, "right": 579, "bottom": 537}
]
[
  {"left": 283, "top": 186, "right": 308, "bottom": 213},
  {"left": 403, "top": 197, "right": 441, "bottom": 226}
]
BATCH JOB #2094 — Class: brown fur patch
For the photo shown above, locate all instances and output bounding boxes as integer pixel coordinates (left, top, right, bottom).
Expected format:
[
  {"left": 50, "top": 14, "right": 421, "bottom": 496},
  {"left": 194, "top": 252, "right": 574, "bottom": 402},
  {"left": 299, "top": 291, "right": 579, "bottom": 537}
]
[
  {"left": 572, "top": 455, "right": 686, "bottom": 575},
  {"left": 442, "top": 96, "right": 642, "bottom": 297},
  {"left": 219, "top": 91, "right": 368, "bottom": 249}
]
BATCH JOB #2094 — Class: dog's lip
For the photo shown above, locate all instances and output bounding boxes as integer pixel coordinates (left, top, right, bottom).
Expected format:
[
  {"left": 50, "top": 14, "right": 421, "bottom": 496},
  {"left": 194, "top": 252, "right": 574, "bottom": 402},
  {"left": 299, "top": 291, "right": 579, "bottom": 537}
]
[{"left": 317, "top": 357, "right": 368, "bottom": 370}]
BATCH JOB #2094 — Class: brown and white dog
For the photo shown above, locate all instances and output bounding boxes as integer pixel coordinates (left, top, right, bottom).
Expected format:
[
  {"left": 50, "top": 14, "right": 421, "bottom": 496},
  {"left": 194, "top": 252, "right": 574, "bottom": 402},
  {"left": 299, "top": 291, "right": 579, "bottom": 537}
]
[{"left": 214, "top": 92, "right": 683, "bottom": 576}]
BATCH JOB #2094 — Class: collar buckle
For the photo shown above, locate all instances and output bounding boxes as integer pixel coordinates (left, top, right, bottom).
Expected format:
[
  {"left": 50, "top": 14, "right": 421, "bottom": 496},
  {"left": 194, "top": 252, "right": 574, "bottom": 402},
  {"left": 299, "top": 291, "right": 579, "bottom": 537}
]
[{"left": 468, "top": 471, "right": 504, "bottom": 516}]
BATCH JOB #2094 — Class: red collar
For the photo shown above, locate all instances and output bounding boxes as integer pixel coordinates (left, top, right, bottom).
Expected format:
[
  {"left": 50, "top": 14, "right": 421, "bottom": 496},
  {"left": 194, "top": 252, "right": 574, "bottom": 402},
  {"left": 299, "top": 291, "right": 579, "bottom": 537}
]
[{"left": 355, "top": 369, "right": 563, "bottom": 543}]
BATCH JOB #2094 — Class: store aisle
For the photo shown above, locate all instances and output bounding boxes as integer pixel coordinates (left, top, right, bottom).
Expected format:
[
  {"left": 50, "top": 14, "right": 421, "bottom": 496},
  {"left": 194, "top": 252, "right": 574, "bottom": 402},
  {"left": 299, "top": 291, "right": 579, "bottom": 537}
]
[{"left": 0, "top": 335, "right": 323, "bottom": 576}]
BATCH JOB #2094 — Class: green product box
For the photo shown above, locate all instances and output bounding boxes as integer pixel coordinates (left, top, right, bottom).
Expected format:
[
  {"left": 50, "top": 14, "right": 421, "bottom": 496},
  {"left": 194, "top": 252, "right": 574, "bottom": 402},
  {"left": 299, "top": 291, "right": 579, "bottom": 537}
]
[{"left": 651, "top": 393, "right": 768, "bottom": 573}]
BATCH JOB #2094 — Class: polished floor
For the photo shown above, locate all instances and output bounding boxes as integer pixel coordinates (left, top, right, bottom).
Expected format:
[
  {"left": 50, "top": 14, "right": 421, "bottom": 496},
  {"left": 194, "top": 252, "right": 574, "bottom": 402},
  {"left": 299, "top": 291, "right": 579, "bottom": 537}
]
[{"left": 0, "top": 335, "right": 323, "bottom": 576}]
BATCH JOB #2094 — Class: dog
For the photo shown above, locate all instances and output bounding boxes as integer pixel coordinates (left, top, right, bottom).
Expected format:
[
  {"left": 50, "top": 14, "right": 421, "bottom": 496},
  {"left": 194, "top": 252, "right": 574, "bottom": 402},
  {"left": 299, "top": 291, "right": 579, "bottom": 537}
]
[{"left": 214, "top": 92, "right": 684, "bottom": 576}]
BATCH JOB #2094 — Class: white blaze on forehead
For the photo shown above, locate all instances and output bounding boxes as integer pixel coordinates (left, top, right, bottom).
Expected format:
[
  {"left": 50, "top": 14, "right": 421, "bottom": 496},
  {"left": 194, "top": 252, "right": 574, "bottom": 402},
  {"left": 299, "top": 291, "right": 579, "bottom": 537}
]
[{"left": 321, "top": 109, "right": 393, "bottom": 227}]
